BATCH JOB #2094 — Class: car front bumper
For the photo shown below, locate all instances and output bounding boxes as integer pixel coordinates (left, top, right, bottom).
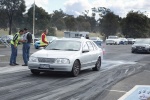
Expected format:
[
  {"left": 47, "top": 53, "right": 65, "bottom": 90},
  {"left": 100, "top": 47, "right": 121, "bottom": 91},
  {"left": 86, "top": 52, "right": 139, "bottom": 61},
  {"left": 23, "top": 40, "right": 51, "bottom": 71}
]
[
  {"left": 132, "top": 47, "right": 150, "bottom": 53},
  {"left": 28, "top": 62, "right": 73, "bottom": 72}
]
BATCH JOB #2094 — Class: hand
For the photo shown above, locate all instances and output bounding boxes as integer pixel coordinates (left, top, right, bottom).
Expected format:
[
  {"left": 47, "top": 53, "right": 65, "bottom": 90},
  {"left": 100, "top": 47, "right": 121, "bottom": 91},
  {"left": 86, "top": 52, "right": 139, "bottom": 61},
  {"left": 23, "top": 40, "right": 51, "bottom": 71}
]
[{"left": 14, "top": 45, "right": 17, "bottom": 48}]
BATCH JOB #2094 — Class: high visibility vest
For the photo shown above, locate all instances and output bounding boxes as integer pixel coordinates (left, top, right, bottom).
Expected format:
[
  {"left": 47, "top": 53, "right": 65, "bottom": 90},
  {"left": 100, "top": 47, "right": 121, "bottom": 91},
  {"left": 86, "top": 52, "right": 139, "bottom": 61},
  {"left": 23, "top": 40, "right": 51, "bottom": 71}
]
[
  {"left": 10, "top": 32, "right": 20, "bottom": 46},
  {"left": 40, "top": 33, "right": 48, "bottom": 46}
]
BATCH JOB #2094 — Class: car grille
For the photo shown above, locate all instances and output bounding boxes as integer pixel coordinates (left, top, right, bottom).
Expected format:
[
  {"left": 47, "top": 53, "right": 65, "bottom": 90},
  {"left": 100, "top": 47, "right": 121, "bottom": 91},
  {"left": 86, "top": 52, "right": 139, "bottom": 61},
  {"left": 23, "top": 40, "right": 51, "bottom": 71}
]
[
  {"left": 107, "top": 40, "right": 114, "bottom": 43},
  {"left": 136, "top": 46, "right": 145, "bottom": 49},
  {"left": 38, "top": 58, "right": 55, "bottom": 63}
]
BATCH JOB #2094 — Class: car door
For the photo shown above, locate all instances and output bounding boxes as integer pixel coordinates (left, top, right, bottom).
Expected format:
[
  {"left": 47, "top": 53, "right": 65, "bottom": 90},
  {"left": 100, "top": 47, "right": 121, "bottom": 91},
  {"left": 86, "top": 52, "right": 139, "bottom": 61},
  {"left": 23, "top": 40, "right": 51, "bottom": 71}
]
[
  {"left": 86, "top": 41, "right": 99, "bottom": 66},
  {"left": 80, "top": 42, "right": 92, "bottom": 68}
]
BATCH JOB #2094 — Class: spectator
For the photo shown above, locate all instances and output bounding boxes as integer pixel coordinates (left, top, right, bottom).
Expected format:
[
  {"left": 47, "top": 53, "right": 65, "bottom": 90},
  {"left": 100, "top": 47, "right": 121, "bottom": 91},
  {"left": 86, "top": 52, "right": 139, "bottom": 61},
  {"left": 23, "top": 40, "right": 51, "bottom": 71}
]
[
  {"left": 40, "top": 28, "right": 48, "bottom": 47},
  {"left": 22, "top": 28, "right": 32, "bottom": 66},
  {"left": 10, "top": 30, "right": 24, "bottom": 66}
]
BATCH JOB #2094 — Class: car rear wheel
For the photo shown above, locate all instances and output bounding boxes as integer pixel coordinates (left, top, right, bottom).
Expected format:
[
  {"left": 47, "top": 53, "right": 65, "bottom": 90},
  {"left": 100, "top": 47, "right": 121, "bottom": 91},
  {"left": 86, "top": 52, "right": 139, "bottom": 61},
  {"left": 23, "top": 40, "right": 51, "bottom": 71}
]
[
  {"left": 71, "top": 60, "right": 80, "bottom": 77},
  {"left": 131, "top": 50, "right": 135, "bottom": 53},
  {"left": 93, "top": 57, "right": 101, "bottom": 71},
  {"left": 31, "top": 69, "right": 40, "bottom": 75}
]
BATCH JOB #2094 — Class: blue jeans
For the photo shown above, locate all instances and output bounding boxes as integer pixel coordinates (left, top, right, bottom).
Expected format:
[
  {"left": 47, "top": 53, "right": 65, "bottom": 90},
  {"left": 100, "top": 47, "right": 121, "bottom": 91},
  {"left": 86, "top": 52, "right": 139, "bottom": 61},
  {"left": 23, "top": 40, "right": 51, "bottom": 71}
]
[
  {"left": 22, "top": 43, "right": 30, "bottom": 65},
  {"left": 10, "top": 44, "right": 17, "bottom": 64}
]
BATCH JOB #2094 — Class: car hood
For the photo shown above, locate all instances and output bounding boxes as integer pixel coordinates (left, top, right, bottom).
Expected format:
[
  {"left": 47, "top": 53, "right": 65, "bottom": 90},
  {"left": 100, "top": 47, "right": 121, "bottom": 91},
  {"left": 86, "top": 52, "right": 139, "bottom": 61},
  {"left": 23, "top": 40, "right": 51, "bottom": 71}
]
[
  {"left": 133, "top": 43, "right": 150, "bottom": 47},
  {"left": 31, "top": 49, "right": 79, "bottom": 58},
  {"left": 106, "top": 39, "right": 119, "bottom": 41}
]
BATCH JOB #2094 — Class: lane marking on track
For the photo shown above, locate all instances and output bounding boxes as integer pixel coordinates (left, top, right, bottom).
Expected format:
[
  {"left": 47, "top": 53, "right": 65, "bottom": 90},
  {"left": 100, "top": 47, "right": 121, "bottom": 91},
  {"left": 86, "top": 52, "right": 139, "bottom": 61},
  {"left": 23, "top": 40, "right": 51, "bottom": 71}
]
[
  {"left": 0, "top": 66, "right": 29, "bottom": 74},
  {"left": 0, "top": 55, "right": 5, "bottom": 57},
  {"left": 105, "top": 89, "right": 127, "bottom": 93},
  {"left": 0, "top": 60, "right": 137, "bottom": 75}
]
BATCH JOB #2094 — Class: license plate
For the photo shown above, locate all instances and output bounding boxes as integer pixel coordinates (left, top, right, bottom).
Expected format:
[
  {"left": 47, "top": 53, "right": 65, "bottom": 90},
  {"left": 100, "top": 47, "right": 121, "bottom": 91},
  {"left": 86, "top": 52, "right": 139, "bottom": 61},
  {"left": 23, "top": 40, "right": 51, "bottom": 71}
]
[{"left": 40, "top": 64, "right": 50, "bottom": 69}]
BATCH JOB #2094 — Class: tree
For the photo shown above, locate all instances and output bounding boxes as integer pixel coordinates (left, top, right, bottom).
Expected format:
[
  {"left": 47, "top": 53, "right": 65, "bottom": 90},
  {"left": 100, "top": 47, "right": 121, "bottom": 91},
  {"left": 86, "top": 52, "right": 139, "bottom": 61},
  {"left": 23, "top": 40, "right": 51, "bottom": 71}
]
[
  {"left": 27, "top": 5, "right": 50, "bottom": 33},
  {"left": 121, "top": 11, "right": 150, "bottom": 38},
  {"left": 64, "top": 16, "right": 77, "bottom": 31},
  {"left": 0, "top": 10, "right": 7, "bottom": 30},
  {"left": 99, "top": 12, "right": 120, "bottom": 38},
  {"left": 50, "top": 9, "right": 66, "bottom": 30},
  {"left": 0, "top": 0, "right": 26, "bottom": 35}
]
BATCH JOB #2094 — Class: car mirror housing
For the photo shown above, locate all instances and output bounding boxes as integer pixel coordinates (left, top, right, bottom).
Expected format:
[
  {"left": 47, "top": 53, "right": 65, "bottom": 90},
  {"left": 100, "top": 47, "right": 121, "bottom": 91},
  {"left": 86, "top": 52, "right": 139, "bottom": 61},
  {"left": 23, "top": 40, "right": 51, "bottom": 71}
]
[{"left": 82, "top": 48, "right": 89, "bottom": 53}]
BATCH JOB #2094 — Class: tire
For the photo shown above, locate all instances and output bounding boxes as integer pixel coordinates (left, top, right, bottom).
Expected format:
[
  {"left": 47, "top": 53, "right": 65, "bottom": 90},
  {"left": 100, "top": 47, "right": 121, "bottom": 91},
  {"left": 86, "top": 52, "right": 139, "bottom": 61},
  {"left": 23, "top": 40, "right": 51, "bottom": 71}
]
[
  {"left": 31, "top": 69, "right": 40, "bottom": 75},
  {"left": 35, "top": 46, "right": 39, "bottom": 49},
  {"left": 71, "top": 60, "right": 80, "bottom": 77},
  {"left": 93, "top": 57, "right": 101, "bottom": 71}
]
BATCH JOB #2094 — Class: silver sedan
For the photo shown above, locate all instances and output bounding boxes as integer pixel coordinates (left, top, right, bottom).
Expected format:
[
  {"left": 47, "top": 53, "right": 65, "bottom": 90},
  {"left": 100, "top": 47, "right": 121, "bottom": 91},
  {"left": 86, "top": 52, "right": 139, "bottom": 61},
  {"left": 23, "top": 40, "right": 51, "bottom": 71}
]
[{"left": 28, "top": 38, "right": 103, "bottom": 77}]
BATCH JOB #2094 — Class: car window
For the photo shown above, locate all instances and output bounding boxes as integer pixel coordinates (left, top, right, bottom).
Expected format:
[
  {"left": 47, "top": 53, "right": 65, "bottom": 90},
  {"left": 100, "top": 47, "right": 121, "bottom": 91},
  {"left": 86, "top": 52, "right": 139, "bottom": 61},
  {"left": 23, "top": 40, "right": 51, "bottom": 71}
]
[
  {"left": 82, "top": 42, "right": 89, "bottom": 50},
  {"left": 91, "top": 42, "right": 98, "bottom": 50},
  {"left": 45, "top": 40, "right": 81, "bottom": 51},
  {"left": 87, "top": 41, "right": 94, "bottom": 51},
  {"left": 134, "top": 39, "right": 150, "bottom": 44}
]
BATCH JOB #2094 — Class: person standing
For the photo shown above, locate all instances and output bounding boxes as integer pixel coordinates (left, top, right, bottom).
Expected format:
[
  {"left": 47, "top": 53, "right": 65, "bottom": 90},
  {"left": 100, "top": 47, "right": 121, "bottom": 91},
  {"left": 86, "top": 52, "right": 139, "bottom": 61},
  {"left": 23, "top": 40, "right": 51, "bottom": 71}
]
[
  {"left": 22, "top": 28, "right": 32, "bottom": 66},
  {"left": 40, "top": 29, "right": 48, "bottom": 47},
  {"left": 10, "top": 30, "right": 24, "bottom": 66}
]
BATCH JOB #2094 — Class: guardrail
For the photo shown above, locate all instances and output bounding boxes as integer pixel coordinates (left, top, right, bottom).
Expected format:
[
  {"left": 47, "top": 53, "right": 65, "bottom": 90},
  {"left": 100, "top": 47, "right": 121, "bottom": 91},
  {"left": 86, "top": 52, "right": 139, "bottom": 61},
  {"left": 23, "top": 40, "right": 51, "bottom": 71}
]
[{"left": 0, "top": 35, "right": 11, "bottom": 47}]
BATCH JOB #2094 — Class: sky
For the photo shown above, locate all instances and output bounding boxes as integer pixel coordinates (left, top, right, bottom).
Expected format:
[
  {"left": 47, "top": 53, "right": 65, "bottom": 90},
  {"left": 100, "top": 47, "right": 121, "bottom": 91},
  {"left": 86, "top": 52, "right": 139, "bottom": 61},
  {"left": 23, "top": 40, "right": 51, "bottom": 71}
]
[{"left": 25, "top": 0, "right": 150, "bottom": 18}]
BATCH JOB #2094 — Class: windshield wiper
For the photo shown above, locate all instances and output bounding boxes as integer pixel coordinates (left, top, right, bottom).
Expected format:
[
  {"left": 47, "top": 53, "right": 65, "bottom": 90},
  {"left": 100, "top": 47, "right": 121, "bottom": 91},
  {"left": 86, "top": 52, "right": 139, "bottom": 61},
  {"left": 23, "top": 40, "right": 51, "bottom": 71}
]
[
  {"left": 50, "top": 48, "right": 61, "bottom": 50},
  {"left": 64, "top": 49, "right": 78, "bottom": 51}
]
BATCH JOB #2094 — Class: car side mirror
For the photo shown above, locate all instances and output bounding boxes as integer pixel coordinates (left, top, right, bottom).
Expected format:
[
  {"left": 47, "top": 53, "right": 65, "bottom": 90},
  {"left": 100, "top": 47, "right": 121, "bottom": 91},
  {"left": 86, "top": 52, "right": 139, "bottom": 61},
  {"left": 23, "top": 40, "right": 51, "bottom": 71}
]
[{"left": 82, "top": 48, "right": 89, "bottom": 53}]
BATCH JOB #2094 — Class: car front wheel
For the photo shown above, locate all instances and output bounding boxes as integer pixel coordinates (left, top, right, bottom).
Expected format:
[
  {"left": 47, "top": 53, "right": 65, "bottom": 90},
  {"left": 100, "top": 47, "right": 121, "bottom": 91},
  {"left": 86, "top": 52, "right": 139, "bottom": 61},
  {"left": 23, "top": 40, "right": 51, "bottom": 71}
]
[
  {"left": 93, "top": 57, "right": 101, "bottom": 71},
  {"left": 31, "top": 69, "right": 40, "bottom": 75},
  {"left": 71, "top": 60, "right": 80, "bottom": 77}
]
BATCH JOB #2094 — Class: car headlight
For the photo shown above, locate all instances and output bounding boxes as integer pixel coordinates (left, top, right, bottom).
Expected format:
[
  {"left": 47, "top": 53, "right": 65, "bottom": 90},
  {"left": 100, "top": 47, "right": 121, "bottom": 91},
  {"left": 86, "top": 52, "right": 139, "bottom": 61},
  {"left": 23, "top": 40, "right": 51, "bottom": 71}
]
[
  {"left": 29, "top": 56, "right": 38, "bottom": 62},
  {"left": 145, "top": 45, "right": 150, "bottom": 49},
  {"left": 132, "top": 45, "right": 136, "bottom": 48},
  {"left": 55, "top": 58, "right": 70, "bottom": 64}
]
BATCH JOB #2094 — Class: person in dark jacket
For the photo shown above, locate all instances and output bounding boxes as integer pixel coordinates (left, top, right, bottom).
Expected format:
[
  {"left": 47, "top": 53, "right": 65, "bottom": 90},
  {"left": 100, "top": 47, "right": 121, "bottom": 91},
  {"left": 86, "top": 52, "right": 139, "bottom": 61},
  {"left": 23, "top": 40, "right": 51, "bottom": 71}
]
[{"left": 22, "top": 28, "right": 32, "bottom": 66}]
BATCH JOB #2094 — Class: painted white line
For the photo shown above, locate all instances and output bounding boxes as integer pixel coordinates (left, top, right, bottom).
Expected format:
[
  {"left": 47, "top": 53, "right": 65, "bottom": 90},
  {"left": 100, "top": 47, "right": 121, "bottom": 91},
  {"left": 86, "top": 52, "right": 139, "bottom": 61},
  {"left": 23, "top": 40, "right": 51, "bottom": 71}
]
[
  {"left": 0, "top": 55, "right": 5, "bottom": 57},
  {"left": 144, "top": 70, "right": 150, "bottom": 73},
  {"left": 105, "top": 89, "right": 127, "bottom": 93},
  {"left": 0, "top": 65, "right": 29, "bottom": 74}
]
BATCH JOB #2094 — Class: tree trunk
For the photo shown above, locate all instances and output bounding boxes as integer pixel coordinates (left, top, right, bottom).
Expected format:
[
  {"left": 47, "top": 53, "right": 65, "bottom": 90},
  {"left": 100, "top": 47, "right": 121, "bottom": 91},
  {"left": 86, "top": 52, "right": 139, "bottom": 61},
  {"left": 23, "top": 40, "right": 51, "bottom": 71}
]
[{"left": 9, "top": 17, "right": 12, "bottom": 35}]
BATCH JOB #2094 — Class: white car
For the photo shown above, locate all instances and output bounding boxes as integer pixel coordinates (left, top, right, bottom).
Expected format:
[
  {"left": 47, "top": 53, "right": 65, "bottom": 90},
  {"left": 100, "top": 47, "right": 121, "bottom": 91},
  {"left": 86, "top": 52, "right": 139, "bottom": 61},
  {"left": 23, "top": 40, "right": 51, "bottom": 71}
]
[
  {"left": 90, "top": 37, "right": 103, "bottom": 42},
  {"left": 131, "top": 38, "right": 150, "bottom": 53},
  {"left": 106, "top": 36, "right": 120, "bottom": 45},
  {"left": 119, "top": 38, "right": 128, "bottom": 45},
  {"left": 28, "top": 38, "right": 103, "bottom": 77}
]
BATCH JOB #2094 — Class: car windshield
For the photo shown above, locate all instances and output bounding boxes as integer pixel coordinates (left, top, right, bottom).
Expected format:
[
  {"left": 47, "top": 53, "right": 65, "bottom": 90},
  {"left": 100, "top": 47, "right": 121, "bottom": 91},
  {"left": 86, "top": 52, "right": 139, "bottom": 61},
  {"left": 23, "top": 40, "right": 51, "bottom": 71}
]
[
  {"left": 93, "top": 41, "right": 101, "bottom": 46},
  {"left": 127, "top": 38, "right": 133, "bottom": 40},
  {"left": 45, "top": 40, "right": 81, "bottom": 51},
  {"left": 108, "top": 36, "right": 118, "bottom": 39},
  {"left": 47, "top": 36, "right": 56, "bottom": 41},
  {"left": 134, "top": 39, "right": 150, "bottom": 44},
  {"left": 90, "top": 37, "right": 98, "bottom": 40}
]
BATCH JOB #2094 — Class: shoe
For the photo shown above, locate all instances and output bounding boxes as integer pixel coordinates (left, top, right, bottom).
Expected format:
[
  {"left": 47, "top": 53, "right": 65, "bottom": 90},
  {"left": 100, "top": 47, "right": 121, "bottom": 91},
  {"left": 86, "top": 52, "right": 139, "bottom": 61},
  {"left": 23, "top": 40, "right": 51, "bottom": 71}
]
[
  {"left": 9, "top": 64, "right": 16, "bottom": 66},
  {"left": 14, "top": 63, "right": 19, "bottom": 65},
  {"left": 22, "top": 64, "right": 27, "bottom": 66}
]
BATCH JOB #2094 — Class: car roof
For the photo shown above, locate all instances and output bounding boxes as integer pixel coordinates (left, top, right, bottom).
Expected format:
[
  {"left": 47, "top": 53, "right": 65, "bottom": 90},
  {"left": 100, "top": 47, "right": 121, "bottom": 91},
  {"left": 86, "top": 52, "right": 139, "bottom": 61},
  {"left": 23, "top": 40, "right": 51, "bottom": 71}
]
[{"left": 56, "top": 38, "right": 92, "bottom": 42}]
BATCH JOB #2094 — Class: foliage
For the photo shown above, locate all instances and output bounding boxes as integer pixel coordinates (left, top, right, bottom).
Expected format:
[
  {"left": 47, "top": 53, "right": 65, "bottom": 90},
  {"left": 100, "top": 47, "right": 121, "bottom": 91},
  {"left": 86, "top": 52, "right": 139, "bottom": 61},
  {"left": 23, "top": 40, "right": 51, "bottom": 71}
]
[
  {"left": 121, "top": 11, "right": 150, "bottom": 38},
  {"left": 0, "top": 1, "right": 150, "bottom": 38},
  {"left": 64, "top": 16, "right": 77, "bottom": 31},
  {"left": 0, "top": 0, "right": 26, "bottom": 35},
  {"left": 27, "top": 5, "right": 50, "bottom": 31},
  {"left": 99, "top": 12, "right": 120, "bottom": 38}
]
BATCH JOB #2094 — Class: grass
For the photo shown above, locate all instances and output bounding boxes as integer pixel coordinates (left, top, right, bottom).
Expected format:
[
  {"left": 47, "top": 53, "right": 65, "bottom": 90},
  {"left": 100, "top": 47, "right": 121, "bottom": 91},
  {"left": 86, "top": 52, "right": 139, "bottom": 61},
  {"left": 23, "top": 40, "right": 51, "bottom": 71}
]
[{"left": 0, "top": 29, "right": 8, "bottom": 36}]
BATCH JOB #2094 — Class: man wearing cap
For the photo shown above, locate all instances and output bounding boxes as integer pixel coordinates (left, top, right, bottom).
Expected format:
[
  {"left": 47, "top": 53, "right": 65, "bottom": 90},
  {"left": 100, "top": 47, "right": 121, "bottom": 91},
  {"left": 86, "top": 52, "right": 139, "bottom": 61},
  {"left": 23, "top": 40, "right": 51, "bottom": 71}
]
[{"left": 10, "top": 30, "right": 24, "bottom": 66}]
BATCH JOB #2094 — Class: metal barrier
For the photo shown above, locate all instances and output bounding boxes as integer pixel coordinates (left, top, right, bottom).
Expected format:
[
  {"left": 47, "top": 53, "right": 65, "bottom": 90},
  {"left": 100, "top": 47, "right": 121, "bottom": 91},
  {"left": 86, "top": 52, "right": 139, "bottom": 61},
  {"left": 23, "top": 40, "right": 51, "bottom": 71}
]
[{"left": 0, "top": 35, "right": 11, "bottom": 47}]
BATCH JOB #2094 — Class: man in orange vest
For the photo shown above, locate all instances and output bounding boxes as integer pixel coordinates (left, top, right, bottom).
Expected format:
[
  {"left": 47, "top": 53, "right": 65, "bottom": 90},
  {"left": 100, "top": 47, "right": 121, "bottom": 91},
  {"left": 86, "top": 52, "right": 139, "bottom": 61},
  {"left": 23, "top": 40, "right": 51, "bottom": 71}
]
[{"left": 40, "top": 29, "right": 48, "bottom": 47}]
